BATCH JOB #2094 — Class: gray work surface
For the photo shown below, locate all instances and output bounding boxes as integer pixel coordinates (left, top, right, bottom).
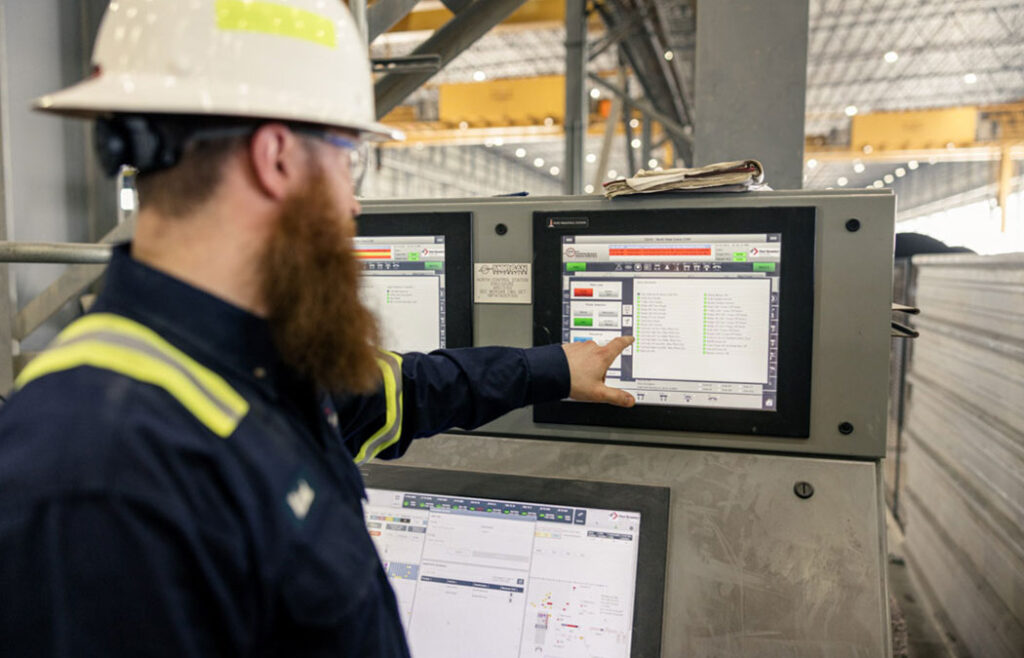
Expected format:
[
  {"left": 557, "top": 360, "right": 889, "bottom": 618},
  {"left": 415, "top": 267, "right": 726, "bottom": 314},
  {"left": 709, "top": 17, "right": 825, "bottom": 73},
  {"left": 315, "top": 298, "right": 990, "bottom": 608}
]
[
  {"left": 363, "top": 190, "right": 896, "bottom": 460},
  {"left": 378, "top": 434, "right": 892, "bottom": 657}
]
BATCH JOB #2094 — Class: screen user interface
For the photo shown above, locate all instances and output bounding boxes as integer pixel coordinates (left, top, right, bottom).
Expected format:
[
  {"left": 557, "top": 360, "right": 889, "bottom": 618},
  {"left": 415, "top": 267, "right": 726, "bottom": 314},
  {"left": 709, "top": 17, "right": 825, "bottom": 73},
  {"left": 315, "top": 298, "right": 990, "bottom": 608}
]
[
  {"left": 562, "top": 233, "right": 781, "bottom": 411},
  {"left": 355, "top": 235, "right": 446, "bottom": 353},
  {"left": 364, "top": 487, "right": 641, "bottom": 658}
]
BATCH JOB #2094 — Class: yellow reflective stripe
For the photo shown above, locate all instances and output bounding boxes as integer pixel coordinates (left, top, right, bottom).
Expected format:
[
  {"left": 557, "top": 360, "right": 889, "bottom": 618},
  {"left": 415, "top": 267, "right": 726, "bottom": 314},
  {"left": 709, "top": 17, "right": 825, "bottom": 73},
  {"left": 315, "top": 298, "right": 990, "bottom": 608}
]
[
  {"left": 354, "top": 351, "right": 404, "bottom": 464},
  {"left": 16, "top": 340, "right": 243, "bottom": 438},
  {"left": 56, "top": 314, "right": 248, "bottom": 420},
  {"left": 215, "top": 0, "right": 337, "bottom": 49}
]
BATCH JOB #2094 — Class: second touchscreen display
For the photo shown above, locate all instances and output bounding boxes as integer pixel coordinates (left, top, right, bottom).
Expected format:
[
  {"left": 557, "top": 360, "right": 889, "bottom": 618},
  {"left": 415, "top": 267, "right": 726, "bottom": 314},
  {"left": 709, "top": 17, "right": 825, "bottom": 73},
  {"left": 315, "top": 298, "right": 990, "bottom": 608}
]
[{"left": 562, "top": 233, "right": 781, "bottom": 411}]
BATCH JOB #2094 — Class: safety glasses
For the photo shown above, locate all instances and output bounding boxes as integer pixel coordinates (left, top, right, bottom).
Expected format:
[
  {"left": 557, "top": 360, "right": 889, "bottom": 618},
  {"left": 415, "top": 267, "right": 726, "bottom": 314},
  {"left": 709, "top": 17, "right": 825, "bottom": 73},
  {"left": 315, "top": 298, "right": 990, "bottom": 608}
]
[{"left": 294, "top": 130, "right": 369, "bottom": 195}]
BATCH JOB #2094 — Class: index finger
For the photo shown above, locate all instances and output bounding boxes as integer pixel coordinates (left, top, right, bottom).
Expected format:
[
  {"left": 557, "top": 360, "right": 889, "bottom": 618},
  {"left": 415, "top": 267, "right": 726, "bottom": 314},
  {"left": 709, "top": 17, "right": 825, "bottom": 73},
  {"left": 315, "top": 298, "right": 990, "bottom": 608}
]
[{"left": 602, "top": 335, "right": 634, "bottom": 362}]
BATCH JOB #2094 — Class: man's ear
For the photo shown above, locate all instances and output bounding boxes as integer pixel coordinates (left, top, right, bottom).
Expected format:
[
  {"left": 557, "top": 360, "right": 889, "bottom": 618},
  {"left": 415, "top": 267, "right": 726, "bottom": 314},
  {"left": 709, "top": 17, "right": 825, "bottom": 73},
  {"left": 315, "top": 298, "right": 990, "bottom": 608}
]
[{"left": 248, "top": 123, "right": 308, "bottom": 201}]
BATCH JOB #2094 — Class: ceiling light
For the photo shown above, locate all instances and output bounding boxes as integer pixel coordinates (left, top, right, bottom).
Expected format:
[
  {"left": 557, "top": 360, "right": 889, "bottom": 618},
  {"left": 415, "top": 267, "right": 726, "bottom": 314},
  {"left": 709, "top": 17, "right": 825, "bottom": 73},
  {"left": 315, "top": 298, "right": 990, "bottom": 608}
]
[
  {"left": 607, "top": 169, "right": 618, "bottom": 179},
  {"left": 883, "top": 174, "right": 894, "bottom": 184},
  {"left": 806, "top": 158, "right": 818, "bottom": 169},
  {"left": 895, "top": 167, "right": 906, "bottom": 177},
  {"left": 473, "top": 70, "right": 486, "bottom": 82},
  {"left": 534, "top": 158, "right": 544, "bottom": 168},
  {"left": 654, "top": 166, "right": 663, "bottom": 172},
  {"left": 648, "top": 158, "right": 658, "bottom": 168},
  {"left": 458, "top": 121, "right": 469, "bottom": 130},
  {"left": 629, "top": 118, "right": 640, "bottom": 129},
  {"left": 884, "top": 51, "right": 899, "bottom": 63},
  {"left": 964, "top": 72, "right": 978, "bottom": 84},
  {"left": 873, "top": 180, "right": 883, "bottom": 188},
  {"left": 862, "top": 144, "right": 874, "bottom": 154},
  {"left": 586, "top": 153, "right": 597, "bottom": 163},
  {"left": 631, "top": 138, "right": 642, "bottom": 149},
  {"left": 543, "top": 116, "right": 555, "bottom": 127},
  {"left": 550, "top": 166, "right": 560, "bottom": 176},
  {"left": 853, "top": 162, "right": 866, "bottom": 173},
  {"left": 664, "top": 50, "right": 674, "bottom": 61},
  {"left": 908, "top": 160, "right": 919, "bottom": 170},
  {"left": 589, "top": 88, "right": 601, "bottom": 99},
  {"left": 515, "top": 148, "right": 526, "bottom": 158},
  {"left": 837, "top": 176, "right": 848, "bottom": 186},
  {"left": 584, "top": 184, "right": 595, "bottom": 194},
  {"left": 845, "top": 105, "right": 858, "bottom": 117}
]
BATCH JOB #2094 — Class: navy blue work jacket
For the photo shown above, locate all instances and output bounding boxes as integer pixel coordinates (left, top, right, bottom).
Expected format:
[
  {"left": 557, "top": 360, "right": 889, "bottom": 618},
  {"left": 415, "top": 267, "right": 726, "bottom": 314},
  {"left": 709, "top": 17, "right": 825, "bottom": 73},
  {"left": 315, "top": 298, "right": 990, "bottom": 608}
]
[{"left": 0, "top": 244, "right": 569, "bottom": 657}]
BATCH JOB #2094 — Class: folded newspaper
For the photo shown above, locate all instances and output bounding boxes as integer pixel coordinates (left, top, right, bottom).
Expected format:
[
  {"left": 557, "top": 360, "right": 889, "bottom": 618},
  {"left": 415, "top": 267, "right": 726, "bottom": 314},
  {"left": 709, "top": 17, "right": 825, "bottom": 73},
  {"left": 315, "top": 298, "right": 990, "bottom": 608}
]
[{"left": 603, "top": 159, "right": 766, "bottom": 198}]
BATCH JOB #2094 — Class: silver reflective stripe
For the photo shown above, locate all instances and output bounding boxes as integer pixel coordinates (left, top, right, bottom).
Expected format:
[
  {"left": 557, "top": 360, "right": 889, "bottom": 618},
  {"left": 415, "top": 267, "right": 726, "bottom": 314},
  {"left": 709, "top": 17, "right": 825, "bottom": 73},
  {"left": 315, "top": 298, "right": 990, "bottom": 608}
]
[
  {"left": 355, "top": 350, "right": 404, "bottom": 463},
  {"left": 57, "top": 330, "right": 242, "bottom": 424}
]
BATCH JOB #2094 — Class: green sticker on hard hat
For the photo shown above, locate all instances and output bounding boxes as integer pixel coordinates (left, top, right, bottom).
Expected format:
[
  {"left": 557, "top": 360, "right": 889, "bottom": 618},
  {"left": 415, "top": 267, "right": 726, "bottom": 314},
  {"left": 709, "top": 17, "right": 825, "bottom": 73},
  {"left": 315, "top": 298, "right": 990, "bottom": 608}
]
[{"left": 216, "top": 0, "right": 337, "bottom": 49}]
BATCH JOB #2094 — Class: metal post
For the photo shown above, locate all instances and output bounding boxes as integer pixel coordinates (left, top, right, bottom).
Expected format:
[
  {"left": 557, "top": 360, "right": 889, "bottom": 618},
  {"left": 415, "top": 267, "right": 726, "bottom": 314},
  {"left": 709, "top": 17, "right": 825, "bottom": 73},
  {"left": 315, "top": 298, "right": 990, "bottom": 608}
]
[
  {"left": 374, "top": 0, "right": 529, "bottom": 118},
  {"left": 621, "top": 65, "right": 637, "bottom": 177},
  {"left": 563, "top": 0, "right": 587, "bottom": 195},
  {"left": 0, "top": 5, "right": 15, "bottom": 391},
  {"left": 593, "top": 68, "right": 625, "bottom": 190},
  {"left": 0, "top": 242, "right": 113, "bottom": 264},
  {"left": 694, "top": 0, "right": 809, "bottom": 188},
  {"left": 642, "top": 116, "right": 653, "bottom": 168}
]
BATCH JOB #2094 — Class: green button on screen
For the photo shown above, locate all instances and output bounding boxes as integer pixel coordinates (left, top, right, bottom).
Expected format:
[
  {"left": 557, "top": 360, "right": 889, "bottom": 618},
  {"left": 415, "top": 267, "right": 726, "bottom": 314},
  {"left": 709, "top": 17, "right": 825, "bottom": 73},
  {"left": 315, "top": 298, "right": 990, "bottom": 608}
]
[
  {"left": 566, "top": 262, "right": 587, "bottom": 271},
  {"left": 424, "top": 261, "right": 443, "bottom": 270},
  {"left": 573, "top": 317, "right": 594, "bottom": 327},
  {"left": 753, "top": 262, "right": 776, "bottom": 272},
  {"left": 733, "top": 252, "right": 747, "bottom": 262}
]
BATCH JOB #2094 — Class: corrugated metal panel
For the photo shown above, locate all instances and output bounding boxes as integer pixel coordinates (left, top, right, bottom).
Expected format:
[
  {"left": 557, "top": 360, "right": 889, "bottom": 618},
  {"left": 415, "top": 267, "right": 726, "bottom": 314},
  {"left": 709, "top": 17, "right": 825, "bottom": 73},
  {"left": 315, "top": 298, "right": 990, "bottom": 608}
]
[{"left": 901, "top": 253, "right": 1024, "bottom": 658}]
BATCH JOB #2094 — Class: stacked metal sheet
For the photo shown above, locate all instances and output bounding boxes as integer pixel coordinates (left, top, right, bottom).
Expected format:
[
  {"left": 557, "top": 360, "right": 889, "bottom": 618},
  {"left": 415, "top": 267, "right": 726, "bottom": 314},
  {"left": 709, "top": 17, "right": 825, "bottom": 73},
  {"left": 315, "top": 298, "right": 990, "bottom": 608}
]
[{"left": 901, "top": 252, "right": 1024, "bottom": 657}]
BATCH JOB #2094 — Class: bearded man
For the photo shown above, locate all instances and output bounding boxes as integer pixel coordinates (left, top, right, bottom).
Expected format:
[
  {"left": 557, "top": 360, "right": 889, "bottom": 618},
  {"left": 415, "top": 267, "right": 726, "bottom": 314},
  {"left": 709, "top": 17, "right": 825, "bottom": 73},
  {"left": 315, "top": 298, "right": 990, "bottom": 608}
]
[{"left": 0, "top": 1, "right": 632, "bottom": 656}]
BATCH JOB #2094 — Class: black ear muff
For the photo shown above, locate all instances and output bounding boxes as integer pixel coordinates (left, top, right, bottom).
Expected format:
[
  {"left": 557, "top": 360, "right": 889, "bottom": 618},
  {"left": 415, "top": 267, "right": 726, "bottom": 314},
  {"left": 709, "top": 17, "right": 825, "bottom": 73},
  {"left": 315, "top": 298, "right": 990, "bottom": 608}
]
[{"left": 94, "top": 116, "right": 181, "bottom": 177}]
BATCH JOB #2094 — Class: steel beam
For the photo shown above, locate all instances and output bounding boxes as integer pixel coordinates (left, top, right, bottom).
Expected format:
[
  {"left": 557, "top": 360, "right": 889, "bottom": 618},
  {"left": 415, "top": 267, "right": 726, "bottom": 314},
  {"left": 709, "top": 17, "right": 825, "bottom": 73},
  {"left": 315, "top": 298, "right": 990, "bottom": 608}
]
[
  {"left": 587, "top": 73, "right": 692, "bottom": 149},
  {"left": 563, "top": 0, "right": 587, "bottom": 195},
  {"left": 594, "top": 0, "right": 692, "bottom": 164},
  {"left": 440, "top": 0, "right": 474, "bottom": 13},
  {"left": 374, "top": 0, "right": 530, "bottom": 119},
  {"left": 367, "top": 0, "right": 422, "bottom": 42}
]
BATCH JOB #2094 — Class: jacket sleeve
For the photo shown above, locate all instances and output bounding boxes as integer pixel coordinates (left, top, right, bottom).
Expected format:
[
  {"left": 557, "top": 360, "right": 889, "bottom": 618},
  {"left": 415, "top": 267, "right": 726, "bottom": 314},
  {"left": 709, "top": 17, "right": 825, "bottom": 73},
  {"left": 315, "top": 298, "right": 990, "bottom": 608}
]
[{"left": 334, "top": 344, "right": 569, "bottom": 462}]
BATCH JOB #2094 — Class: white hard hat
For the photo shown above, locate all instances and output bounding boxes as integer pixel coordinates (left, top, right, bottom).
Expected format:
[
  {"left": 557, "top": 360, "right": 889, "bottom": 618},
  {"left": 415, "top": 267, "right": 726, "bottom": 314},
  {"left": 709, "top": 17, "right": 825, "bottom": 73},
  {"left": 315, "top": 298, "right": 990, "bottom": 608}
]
[{"left": 34, "top": 0, "right": 401, "bottom": 141}]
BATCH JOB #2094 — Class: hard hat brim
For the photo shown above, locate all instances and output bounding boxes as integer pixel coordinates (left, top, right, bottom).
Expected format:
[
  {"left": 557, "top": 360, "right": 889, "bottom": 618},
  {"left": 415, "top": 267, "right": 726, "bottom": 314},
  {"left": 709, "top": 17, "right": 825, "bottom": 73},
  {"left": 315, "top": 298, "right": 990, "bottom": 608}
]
[{"left": 34, "top": 74, "right": 404, "bottom": 142}]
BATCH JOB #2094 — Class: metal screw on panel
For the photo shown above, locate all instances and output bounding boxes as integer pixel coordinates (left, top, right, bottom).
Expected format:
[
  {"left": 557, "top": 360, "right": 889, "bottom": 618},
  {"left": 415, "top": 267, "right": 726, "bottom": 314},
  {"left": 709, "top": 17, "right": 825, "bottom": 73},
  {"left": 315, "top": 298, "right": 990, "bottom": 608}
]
[
  {"left": 495, "top": 223, "right": 508, "bottom": 236},
  {"left": 838, "top": 421, "right": 854, "bottom": 435},
  {"left": 794, "top": 481, "right": 815, "bottom": 499},
  {"left": 845, "top": 218, "right": 861, "bottom": 232}
]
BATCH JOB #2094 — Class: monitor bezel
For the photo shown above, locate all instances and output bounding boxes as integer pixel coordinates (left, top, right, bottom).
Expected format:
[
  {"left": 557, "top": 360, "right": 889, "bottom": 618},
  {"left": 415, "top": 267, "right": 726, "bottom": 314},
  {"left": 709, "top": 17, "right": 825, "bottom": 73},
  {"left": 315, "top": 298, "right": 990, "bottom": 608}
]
[
  {"left": 356, "top": 212, "right": 473, "bottom": 350},
  {"left": 532, "top": 206, "right": 815, "bottom": 438},
  {"left": 359, "top": 464, "right": 669, "bottom": 658}
]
